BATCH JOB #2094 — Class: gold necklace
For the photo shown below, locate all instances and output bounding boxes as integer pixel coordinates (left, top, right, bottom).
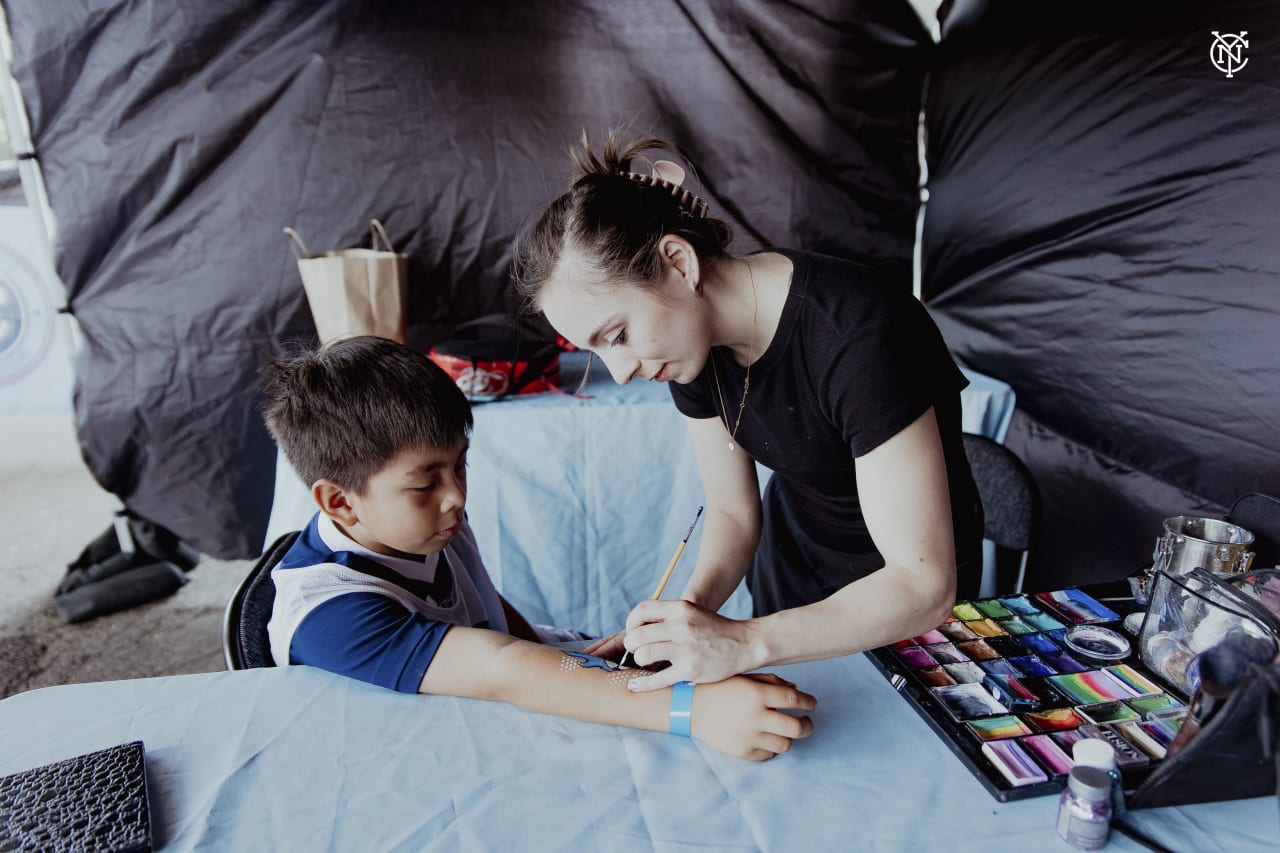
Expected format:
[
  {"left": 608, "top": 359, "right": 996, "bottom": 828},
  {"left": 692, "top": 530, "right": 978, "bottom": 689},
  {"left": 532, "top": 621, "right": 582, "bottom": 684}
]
[{"left": 710, "top": 262, "right": 758, "bottom": 452}]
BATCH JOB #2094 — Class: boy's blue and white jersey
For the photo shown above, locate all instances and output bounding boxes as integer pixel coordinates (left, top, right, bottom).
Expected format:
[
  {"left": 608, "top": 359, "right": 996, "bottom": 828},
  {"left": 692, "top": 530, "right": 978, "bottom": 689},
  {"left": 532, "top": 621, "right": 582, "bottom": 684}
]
[{"left": 268, "top": 512, "right": 508, "bottom": 692}]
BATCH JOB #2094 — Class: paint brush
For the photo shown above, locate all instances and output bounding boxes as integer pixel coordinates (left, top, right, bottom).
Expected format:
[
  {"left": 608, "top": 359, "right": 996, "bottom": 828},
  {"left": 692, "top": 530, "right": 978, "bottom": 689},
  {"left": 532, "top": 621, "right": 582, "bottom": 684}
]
[{"left": 618, "top": 506, "right": 704, "bottom": 669}]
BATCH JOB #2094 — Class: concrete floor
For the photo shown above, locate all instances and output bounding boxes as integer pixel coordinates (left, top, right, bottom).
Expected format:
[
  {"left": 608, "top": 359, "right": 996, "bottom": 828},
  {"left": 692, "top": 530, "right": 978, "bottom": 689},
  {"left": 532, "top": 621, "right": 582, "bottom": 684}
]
[{"left": 0, "top": 413, "right": 251, "bottom": 700}]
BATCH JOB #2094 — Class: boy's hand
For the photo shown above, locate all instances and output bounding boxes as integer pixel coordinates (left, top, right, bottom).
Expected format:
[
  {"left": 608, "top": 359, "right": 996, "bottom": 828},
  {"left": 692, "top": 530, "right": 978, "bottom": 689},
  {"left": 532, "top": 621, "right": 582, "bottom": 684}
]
[{"left": 691, "top": 673, "right": 816, "bottom": 761}]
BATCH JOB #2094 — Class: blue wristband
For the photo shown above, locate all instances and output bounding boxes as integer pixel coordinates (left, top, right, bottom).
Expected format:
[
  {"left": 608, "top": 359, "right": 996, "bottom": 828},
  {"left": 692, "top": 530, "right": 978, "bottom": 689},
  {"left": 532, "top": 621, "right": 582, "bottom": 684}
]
[{"left": 669, "top": 681, "right": 695, "bottom": 737}]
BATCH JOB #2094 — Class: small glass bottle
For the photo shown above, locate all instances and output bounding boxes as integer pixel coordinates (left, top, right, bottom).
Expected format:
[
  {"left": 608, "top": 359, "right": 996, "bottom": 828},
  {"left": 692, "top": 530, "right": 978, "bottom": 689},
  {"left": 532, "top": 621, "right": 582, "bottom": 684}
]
[
  {"left": 1056, "top": 765, "right": 1112, "bottom": 850},
  {"left": 1072, "top": 737, "right": 1126, "bottom": 818}
]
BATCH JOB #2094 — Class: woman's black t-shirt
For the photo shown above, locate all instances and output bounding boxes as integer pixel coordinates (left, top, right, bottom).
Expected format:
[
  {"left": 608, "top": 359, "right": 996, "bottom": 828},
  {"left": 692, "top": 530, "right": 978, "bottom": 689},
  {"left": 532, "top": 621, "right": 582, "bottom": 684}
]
[{"left": 669, "top": 249, "right": 984, "bottom": 614}]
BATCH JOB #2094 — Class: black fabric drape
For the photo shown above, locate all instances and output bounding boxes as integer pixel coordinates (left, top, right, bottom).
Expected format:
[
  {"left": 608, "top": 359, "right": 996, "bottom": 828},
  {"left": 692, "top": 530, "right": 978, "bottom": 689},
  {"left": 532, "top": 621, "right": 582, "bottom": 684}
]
[
  {"left": 925, "top": 1, "right": 1280, "bottom": 587},
  {"left": 3, "top": 0, "right": 928, "bottom": 557}
]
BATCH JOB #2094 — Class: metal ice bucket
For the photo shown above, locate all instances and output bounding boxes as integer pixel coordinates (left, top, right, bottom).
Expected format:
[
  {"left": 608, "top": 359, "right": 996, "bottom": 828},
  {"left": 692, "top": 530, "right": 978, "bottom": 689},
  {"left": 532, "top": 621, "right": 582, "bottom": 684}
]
[{"left": 1153, "top": 515, "right": 1255, "bottom": 577}]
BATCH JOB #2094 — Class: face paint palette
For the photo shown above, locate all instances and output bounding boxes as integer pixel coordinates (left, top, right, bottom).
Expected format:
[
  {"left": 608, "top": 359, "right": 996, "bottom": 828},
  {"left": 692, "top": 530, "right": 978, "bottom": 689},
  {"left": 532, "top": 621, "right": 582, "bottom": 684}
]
[{"left": 868, "top": 586, "right": 1182, "bottom": 801}]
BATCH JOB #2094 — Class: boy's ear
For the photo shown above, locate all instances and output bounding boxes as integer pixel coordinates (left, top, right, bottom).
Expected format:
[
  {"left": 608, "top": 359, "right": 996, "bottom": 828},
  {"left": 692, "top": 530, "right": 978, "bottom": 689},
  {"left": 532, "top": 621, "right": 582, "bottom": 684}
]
[{"left": 313, "top": 479, "right": 360, "bottom": 527}]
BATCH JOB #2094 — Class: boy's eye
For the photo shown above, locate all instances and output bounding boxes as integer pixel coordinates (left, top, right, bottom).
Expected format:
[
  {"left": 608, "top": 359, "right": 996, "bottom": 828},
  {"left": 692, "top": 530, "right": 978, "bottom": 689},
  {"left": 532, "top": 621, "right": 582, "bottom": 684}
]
[{"left": 412, "top": 484, "right": 436, "bottom": 493}]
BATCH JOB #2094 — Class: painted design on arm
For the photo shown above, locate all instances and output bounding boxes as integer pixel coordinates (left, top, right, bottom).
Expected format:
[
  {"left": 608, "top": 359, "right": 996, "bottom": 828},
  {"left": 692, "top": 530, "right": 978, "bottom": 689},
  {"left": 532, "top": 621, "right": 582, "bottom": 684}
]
[{"left": 559, "top": 651, "right": 629, "bottom": 686}]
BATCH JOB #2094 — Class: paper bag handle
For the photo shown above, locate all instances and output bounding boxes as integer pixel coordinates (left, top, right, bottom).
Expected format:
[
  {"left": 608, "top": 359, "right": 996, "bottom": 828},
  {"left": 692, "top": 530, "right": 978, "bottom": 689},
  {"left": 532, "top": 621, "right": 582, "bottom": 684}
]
[
  {"left": 282, "top": 227, "right": 311, "bottom": 259},
  {"left": 369, "top": 219, "right": 395, "bottom": 253}
]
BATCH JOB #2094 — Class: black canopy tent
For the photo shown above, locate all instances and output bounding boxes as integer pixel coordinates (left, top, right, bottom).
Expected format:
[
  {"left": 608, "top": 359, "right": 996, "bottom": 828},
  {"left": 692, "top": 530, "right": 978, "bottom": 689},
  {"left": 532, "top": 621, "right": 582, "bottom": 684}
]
[
  {"left": 924, "top": 1, "right": 1279, "bottom": 586},
  {"left": 2, "top": 0, "right": 1275, "bottom": 592}
]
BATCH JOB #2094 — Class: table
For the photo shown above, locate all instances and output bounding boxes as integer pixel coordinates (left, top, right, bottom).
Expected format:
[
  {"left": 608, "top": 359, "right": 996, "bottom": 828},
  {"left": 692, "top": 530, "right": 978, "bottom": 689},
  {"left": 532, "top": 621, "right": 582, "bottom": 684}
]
[
  {"left": 264, "top": 354, "right": 1017, "bottom": 637},
  {"left": 1, "top": 656, "right": 1271, "bottom": 851}
]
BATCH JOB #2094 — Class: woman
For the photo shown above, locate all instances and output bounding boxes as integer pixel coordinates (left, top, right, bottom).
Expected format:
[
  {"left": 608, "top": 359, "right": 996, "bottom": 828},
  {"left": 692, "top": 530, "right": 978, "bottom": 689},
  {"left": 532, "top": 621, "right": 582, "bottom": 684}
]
[{"left": 514, "top": 132, "right": 983, "bottom": 692}]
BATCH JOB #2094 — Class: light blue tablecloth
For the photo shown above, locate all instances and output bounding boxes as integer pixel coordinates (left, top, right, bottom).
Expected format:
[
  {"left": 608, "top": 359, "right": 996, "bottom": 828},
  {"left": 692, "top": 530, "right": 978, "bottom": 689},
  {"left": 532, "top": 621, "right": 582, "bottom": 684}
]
[
  {"left": 265, "top": 354, "right": 1017, "bottom": 636},
  {"left": 0, "top": 655, "right": 1271, "bottom": 851}
]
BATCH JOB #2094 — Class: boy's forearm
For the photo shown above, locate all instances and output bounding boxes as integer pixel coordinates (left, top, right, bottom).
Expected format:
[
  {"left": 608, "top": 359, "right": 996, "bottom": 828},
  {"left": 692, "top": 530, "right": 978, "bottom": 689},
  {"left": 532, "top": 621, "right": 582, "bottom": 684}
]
[{"left": 419, "top": 627, "right": 668, "bottom": 733}]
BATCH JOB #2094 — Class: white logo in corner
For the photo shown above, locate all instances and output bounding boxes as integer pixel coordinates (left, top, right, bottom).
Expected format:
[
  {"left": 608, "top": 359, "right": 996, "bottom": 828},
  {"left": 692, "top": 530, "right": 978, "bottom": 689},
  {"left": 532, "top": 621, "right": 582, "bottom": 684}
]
[{"left": 1210, "top": 31, "right": 1249, "bottom": 78}]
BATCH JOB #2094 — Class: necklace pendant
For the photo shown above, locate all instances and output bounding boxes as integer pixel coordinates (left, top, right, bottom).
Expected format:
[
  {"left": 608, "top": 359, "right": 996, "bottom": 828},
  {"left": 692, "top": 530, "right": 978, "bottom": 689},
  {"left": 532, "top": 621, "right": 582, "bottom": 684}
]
[{"left": 727, "top": 441, "right": 735, "bottom": 451}]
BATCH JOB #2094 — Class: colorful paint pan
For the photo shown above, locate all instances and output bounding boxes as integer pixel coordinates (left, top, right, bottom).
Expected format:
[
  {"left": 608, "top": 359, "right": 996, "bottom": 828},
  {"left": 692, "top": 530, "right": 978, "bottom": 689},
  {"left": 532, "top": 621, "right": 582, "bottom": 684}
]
[
  {"left": 1026, "top": 612, "right": 1068, "bottom": 632},
  {"left": 1047, "top": 670, "right": 1139, "bottom": 705},
  {"left": 1025, "top": 706, "right": 1086, "bottom": 732},
  {"left": 1063, "top": 625, "right": 1131, "bottom": 662},
  {"left": 916, "top": 665, "right": 957, "bottom": 687},
  {"left": 982, "top": 674, "right": 1041, "bottom": 710},
  {"left": 968, "top": 715, "right": 1033, "bottom": 741},
  {"left": 1113, "top": 720, "right": 1167, "bottom": 760},
  {"left": 1020, "top": 734, "right": 1074, "bottom": 776},
  {"left": 1051, "top": 728, "right": 1087, "bottom": 753},
  {"left": 1078, "top": 724, "right": 1150, "bottom": 768},
  {"left": 1008, "top": 654, "right": 1056, "bottom": 677},
  {"left": 998, "top": 596, "right": 1042, "bottom": 616},
  {"left": 1125, "top": 693, "right": 1184, "bottom": 716},
  {"left": 1077, "top": 701, "right": 1140, "bottom": 724},
  {"left": 921, "top": 642, "right": 969, "bottom": 664},
  {"left": 997, "top": 616, "right": 1036, "bottom": 636},
  {"left": 894, "top": 646, "right": 939, "bottom": 669},
  {"left": 964, "top": 618, "right": 1008, "bottom": 638},
  {"left": 1035, "top": 589, "right": 1121, "bottom": 624},
  {"left": 1016, "top": 633, "right": 1061, "bottom": 656},
  {"left": 1041, "top": 652, "right": 1087, "bottom": 674},
  {"left": 1147, "top": 707, "right": 1186, "bottom": 733},
  {"left": 979, "top": 658, "right": 1022, "bottom": 677},
  {"left": 936, "top": 621, "right": 980, "bottom": 642},
  {"left": 912, "top": 629, "right": 949, "bottom": 645},
  {"left": 982, "top": 636, "right": 1024, "bottom": 658},
  {"left": 956, "top": 639, "right": 1000, "bottom": 661},
  {"left": 952, "top": 602, "right": 983, "bottom": 621},
  {"left": 931, "top": 682, "right": 1008, "bottom": 721},
  {"left": 1140, "top": 717, "right": 1180, "bottom": 747},
  {"left": 1017, "top": 676, "right": 1072, "bottom": 708},
  {"left": 1105, "top": 664, "right": 1165, "bottom": 697},
  {"left": 982, "top": 740, "right": 1049, "bottom": 787},
  {"left": 974, "top": 599, "right": 1013, "bottom": 619},
  {"left": 943, "top": 661, "right": 987, "bottom": 684}
]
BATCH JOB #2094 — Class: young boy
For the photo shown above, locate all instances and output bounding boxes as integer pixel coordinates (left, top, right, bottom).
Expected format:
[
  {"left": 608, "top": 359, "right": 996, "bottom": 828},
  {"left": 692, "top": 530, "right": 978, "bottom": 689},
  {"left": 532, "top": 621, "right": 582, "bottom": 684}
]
[{"left": 260, "top": 335, "right": 815, "bottom": 761}]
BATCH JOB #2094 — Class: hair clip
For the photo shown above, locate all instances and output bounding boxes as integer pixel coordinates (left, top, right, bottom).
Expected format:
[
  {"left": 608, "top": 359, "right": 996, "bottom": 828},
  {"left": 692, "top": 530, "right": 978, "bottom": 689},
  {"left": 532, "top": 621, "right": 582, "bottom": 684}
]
[{"left": 620, "top": 169, "right": 709, "bottom": 219}]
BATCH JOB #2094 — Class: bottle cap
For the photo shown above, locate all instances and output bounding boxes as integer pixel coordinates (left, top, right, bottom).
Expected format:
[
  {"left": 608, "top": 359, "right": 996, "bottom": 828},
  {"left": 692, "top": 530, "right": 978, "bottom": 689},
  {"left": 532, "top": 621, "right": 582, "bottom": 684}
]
[
  {"left": 1072, "top": 737, "right": 1117, "bottom": 770},
  {"left": 1067, "top": 766, "right": 1112, "bottom": 802}
]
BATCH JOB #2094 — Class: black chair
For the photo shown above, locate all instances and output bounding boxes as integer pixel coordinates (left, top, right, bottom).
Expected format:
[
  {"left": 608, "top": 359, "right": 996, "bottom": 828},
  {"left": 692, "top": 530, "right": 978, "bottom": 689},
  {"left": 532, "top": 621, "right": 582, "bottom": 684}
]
[
  {"left": 962, "top": 433, "right": 1040, "bottom": 594},
  {"left": 1226, "top": 492, "right": 1280, "bottom": 571},
  {"left": 221, "top": 531, "right": 299, "bottom": 670}
]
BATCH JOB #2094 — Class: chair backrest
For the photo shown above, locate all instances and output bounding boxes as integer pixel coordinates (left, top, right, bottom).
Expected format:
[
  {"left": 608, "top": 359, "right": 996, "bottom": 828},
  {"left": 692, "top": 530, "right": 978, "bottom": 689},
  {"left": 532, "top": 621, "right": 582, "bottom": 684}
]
[
  {"left": 1227, "top": 492, "right": 1280, "bottom": 570},
  {"left": 222, "top": 531, "right": 299, "bottom": 670},
  {"left": 962, "top": 433, "right": 1038, "bottom": 553}
]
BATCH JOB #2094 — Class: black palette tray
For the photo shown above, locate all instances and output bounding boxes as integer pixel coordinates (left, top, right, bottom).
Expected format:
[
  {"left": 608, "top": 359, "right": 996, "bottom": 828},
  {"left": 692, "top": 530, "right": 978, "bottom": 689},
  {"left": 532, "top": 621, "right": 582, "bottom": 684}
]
[{"left": 867, "top": 588, "right": 1184, "bottom": 802}]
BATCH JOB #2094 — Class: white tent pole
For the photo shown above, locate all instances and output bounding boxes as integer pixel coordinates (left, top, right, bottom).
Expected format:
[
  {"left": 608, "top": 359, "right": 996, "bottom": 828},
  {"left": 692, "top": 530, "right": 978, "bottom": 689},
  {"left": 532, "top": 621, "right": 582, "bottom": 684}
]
[{"left": 0, "top": 5, "right": 82, "bottom": 361}]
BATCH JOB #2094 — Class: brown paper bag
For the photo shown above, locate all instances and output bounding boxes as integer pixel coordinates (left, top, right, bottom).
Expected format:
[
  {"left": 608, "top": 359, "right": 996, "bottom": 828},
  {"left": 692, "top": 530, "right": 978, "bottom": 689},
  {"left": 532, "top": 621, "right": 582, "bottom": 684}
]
[{"left": 283, "top": 220, "right": 407, "bottom": 344}]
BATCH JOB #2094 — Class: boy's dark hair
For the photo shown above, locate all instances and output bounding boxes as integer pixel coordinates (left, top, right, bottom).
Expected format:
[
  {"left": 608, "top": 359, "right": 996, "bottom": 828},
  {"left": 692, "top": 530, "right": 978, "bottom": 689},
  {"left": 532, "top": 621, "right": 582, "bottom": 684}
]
[{"left": 261, "top": 335, "right": 473, "bottom": 494}]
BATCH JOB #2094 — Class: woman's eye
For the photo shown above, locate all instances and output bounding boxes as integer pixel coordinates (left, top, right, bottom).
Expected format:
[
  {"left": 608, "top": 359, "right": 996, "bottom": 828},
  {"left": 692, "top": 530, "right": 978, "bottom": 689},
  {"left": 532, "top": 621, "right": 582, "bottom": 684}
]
[{"left": 608, "top": 329, "right": 627, "bottom": 347}]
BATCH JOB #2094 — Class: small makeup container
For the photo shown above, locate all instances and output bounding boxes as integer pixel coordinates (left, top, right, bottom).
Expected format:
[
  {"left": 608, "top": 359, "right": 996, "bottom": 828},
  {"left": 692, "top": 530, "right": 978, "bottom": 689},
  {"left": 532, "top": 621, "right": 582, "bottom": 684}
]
[
  {"left": 1063, "top": 624, "right": 1131, "bottom": 663},
  {"left": 1071, "top": 738, "right": 1126, "bottom": 818},
  {"left": 1055, "top": 765, "right": 1113, "bottom": 850}
]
